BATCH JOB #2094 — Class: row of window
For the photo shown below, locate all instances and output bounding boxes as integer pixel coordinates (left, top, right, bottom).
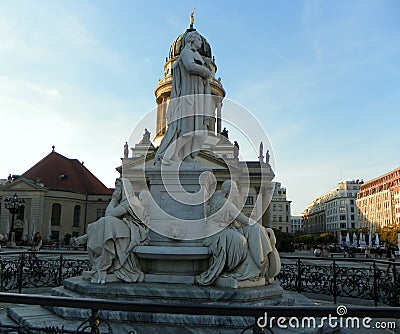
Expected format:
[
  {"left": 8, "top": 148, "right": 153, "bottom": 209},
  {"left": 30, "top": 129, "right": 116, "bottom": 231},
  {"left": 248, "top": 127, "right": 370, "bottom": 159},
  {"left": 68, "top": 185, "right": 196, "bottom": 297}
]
[
  {"left": 51, "top": 204, "right": 81, "bottom": 227},
  {"left": 326, "top": 214, "right": 356, "bottom": 222},
  {"left": 272, "top": 215, "right": 289, "bottom": 222}
]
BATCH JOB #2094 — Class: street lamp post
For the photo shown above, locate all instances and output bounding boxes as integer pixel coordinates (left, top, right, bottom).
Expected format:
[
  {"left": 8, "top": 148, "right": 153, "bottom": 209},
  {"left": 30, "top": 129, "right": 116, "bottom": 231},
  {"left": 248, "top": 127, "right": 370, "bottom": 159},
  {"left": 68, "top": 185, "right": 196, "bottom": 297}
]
[{"left": 4, "top": 193, "right": 25, "bottom": 247}]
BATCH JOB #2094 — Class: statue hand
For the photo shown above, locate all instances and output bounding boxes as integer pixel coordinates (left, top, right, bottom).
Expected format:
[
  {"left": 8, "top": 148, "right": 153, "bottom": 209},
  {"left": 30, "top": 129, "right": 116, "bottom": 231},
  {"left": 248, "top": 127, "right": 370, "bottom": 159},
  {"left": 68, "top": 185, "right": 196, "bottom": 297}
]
[
  {"left": 112, "top": 188, "right": 122, "bottom": 200},
  {"left": 205, "top": 58, "right": 213, "bottom": 68},
  {"left": 248, "top": 219, "right": 257, "bottom": 226},
  {"left": 202, "top": 67, "right": 212, "bottom": 79}
]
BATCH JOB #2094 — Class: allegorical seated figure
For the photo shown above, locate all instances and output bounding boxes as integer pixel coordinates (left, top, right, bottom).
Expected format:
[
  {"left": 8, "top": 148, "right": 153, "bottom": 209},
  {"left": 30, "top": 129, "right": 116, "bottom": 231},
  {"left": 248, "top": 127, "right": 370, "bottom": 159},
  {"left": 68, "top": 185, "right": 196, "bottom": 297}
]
[
  {"left": 196, "top": 180, "right": 281, "bottom": 286},
  {"left": 75, "top": 178, "right": 150, "bottom": 284}
]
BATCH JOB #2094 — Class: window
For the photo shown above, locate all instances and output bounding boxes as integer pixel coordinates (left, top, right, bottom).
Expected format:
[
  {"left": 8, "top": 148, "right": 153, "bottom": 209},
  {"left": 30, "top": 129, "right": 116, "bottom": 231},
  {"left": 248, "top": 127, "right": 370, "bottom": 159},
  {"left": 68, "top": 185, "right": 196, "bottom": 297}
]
[
  {"left": 340, "top": 215, "right": 346, "bottom": 220},
  {"left": 351, "top": 214, "right": 355, "bottom": 220},
  {"left": 51, "top": 230, "right": 60, "bottom": 240},
  {"left": 73, "top": 205, "right": 81, "bottom": 227},
  {"left": 51, "top": 203, "right": 61, "bottom": 226},
  {"left": 350, "top": 199, "right": 354, "bottom": 205},
  {"left": 245, "top": 196, "right": 254, "bottom": 206},
  {"left": 278, "top": 216, "right": 282, "bottom": 222},
  {"left": 339, "top": 207, "right": 346, "bottom": 213},
  {"left": 96, "top": 208, "right": 106, "bottom": 219},
  {"left": 16, "top": 206, "right": 25, "bottom": 221}
]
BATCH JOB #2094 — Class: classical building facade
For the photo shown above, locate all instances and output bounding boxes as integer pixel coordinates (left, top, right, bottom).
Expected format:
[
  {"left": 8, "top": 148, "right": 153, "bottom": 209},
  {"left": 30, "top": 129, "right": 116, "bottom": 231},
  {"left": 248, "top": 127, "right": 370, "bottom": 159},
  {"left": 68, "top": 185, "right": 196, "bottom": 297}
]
[
  {"left": 0, "top": 149, "right": 112, "bottom": 242},
  {"left": 357, "top": 167, "right": 400, "bottom": 231},
  {"left": 265, "top": 182, "right": 292, "bottom": 233},
  {"left": 303, "top": 180, "right": 361, "bottom": 236}
]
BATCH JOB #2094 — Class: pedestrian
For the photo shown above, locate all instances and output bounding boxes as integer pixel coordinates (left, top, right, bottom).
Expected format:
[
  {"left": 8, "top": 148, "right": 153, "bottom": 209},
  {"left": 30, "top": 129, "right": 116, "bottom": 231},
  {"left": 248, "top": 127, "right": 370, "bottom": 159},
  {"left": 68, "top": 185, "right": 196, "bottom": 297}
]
[
  {"left": 386, "top": 244, "right": 395, "bottom": 262},
  {"left": 365, "top": 246, "right": 370, "bottom": 258},
  {"left": 31, "top": 232, "right": 42, "bottom": 253}
]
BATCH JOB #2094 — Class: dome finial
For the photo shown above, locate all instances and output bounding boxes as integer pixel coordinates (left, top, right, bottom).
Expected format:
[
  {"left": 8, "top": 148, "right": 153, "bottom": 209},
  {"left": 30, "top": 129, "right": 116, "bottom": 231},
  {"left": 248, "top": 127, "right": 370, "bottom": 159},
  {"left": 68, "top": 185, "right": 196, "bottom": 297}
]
[{"left": 189, "top": 7, "right": 195, "bottom": 29}]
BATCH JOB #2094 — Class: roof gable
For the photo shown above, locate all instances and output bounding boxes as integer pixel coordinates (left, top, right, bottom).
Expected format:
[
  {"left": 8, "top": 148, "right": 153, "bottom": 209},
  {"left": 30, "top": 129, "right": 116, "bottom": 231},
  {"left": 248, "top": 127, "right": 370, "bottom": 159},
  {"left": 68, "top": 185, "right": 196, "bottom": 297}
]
[
  {"left": 21, "top": 151, "right": 112, "bottom": 195},
  {"left": 2, "top": 178, "right": 45, "bottom": 191}
]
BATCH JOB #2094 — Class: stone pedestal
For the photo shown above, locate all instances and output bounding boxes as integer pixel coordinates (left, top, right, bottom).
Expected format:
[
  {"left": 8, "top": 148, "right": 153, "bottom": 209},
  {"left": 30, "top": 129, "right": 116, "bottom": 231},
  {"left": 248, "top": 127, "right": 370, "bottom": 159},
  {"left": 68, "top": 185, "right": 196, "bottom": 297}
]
[
  {"left": 132, "top": 167, "right": 214, "bottom": 284},
  {"left": 145, "top": 166, "right": 212, "bottom": 242}
]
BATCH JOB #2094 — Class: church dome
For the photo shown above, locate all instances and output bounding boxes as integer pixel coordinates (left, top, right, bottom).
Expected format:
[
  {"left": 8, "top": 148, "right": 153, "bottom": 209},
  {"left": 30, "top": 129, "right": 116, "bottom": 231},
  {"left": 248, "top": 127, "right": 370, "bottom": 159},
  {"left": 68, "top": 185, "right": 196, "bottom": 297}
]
[{"left": 168, "top": 28, "right": 212, "bottom": 60}]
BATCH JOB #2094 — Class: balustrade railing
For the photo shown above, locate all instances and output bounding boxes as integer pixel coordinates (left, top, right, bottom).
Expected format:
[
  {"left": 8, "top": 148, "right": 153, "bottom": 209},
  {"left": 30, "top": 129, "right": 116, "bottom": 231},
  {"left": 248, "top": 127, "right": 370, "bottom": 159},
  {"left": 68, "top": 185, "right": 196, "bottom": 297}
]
[
  {"left": 0, "top": 250, "right": 90, "bottom": 293},
  {"left": 0, "top": 251, "right": 399, "bottom": 306},
  {"left": 278, "top": 255, "right": 400, "bottom": 306}
]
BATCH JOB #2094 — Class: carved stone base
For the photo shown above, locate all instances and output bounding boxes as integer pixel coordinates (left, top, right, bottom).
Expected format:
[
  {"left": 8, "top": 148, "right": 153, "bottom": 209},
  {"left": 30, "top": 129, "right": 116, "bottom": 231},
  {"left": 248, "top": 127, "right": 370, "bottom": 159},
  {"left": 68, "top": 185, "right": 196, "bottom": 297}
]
[
  {"left": 135, "top": 245, "right": 211, "bottom": 282},
  {"left": 215, "top": 277, "right": 266, "bottom": 289},
  {"left": 81, "top": 271, "right": 120, "bottom": 283}
]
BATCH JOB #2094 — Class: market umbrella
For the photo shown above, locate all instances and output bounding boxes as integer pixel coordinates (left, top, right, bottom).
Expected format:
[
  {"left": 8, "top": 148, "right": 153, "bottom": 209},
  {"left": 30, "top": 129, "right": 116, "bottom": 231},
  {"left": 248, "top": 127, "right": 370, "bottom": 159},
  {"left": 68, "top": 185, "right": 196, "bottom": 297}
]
[
  {"left": 359, "top": 232, "right": 366, "bottom": 248},
  {"left": 47, "top": 219, "right": 52, "bottom": 242},
  {"left": 338, "top": 233, "right": 343, "bottom": 246},
  {"left": 345, "top": 232, "right": 350, "bottom": 245},
  {"left": 29, "top": 218, "right": 36, "bottom": 239},
  {"left": 22, "top": 220, "right": 28, "bottom": 241},
  {"left": 369, "top": 232, "right": 373, "bottom": 248},
  {"left": 5, "top": 218, "right": 9, "bottom": 240},
  {"left": 375, "top": 233, "right": 380, "bottom": 248},
  {"left": 352, "top": 233, "right": 358, "bottom": 246}
]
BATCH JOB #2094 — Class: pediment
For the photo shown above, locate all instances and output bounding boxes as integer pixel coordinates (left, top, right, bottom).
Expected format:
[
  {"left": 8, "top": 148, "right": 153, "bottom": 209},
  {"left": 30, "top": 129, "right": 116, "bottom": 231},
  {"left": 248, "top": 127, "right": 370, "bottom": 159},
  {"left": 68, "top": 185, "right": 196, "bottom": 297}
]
[{"left": 2, "top": 178, "right": 45, "bottom": 191}]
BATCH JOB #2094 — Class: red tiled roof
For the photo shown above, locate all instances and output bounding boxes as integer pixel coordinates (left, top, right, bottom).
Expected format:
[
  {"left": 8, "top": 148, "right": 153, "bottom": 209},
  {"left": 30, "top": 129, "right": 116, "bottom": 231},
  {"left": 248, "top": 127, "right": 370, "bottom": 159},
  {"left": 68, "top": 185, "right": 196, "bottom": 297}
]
[{"left": 21, "top": 151, "right": 113, "bottom": 195}]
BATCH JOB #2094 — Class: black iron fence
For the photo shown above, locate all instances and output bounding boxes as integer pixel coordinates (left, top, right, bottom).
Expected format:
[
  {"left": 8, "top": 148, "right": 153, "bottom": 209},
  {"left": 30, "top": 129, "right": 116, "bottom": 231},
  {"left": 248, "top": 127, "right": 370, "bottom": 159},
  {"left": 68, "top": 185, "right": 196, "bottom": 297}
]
[
  {"left": 0, "top": 252, "right": 399, "bottom": 332},
  {"left": 0, "top": 250, "right": 90, "bottom": 293},
  {"left": 1, "top": 251, "right": 400, "bottom": 306},
  {"left": 278, "top": 255, "right": 400, "bottom": 306}
]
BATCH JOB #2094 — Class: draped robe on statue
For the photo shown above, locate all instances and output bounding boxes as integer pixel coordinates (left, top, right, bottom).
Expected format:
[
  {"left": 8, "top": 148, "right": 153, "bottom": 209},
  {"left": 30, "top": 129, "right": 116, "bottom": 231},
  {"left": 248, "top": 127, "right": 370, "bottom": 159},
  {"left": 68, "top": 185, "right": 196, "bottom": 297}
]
[
  {"left": 155, "top": 37, "right": 212, "bottom": 163},
  {"left": 86, "top": 180, "right": 149, "bottom": 283},
  {"left": 197, "top": 190, "right": 275, "bottom": 286}
]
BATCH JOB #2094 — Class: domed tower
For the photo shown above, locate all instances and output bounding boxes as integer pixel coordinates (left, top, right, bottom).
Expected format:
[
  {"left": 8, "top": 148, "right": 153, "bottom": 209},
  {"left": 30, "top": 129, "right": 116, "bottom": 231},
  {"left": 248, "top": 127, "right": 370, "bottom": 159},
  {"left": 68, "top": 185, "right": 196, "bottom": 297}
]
[{"left": 153, "top": 14, "right": 225, "bottom": 146}]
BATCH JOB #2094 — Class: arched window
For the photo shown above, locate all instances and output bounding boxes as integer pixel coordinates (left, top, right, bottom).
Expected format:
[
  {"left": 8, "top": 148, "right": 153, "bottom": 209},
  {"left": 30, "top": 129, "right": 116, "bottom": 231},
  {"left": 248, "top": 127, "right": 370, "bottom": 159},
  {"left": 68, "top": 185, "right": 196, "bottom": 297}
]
[
  {"left": 51, "top": 203, "right": 61, "bottom": 226},
  {"left": 73, "top": 205, "right": 81, "bottom": 227}
]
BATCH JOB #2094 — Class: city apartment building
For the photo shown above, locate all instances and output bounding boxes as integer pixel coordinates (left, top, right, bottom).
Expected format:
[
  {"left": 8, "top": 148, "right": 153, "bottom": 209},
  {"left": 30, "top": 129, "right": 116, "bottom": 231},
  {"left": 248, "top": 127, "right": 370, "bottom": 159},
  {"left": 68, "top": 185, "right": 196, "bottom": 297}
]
[
  {"left": 303, "top": 180, "right": 361, "bottom": 236},
  {"left": 357, "top": 167, "right": 400, "bottom": 231},
  {"left": 266, "top": 182, "right": 292, "bottom": 232},
  {"left": 291, "top": 214, "right": 304, "bottom": 233}
]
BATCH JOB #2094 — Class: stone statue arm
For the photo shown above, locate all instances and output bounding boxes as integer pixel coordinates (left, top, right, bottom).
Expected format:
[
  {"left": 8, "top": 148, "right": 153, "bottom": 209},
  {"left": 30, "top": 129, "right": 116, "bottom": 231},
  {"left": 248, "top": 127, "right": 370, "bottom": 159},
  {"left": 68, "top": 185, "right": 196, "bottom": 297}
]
[
  {"left": 181, "top": 47, "right": 211, "bottom": 79},
  {"left": 228, "top": 201, "right": 256, "bottom": 227},
  {"left": 105, "top": 198, "right": 128, "bottom": 218}
]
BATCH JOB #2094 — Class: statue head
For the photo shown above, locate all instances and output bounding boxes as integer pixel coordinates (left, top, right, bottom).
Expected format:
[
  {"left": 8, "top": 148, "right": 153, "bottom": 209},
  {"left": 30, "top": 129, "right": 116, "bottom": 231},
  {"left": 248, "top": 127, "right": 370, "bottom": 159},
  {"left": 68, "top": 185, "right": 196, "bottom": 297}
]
[
  {"left": 117, "top": 177, "right": 136, "bottom": 201},
  {"left": 221, "top": 180, "right": 238, "bottom": 197},
  {"left": 185, "top": 31, "right": 202, "bottom": 50}
]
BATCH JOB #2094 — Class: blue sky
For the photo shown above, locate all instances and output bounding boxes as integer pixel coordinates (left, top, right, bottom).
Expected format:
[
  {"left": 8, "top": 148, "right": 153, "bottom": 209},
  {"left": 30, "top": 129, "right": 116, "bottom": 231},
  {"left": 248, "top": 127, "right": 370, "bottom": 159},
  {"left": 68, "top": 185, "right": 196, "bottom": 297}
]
[{"left": 0, "top": 0, "right": 399, "bottom": 214}]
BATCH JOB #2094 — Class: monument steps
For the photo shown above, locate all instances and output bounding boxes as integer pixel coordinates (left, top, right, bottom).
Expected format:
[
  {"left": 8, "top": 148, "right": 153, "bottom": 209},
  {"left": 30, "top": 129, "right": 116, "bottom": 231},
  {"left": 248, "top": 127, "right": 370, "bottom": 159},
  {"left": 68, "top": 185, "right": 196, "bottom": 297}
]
[{"left": 33, "top": 277, "right": 290, "bottom": 329}]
